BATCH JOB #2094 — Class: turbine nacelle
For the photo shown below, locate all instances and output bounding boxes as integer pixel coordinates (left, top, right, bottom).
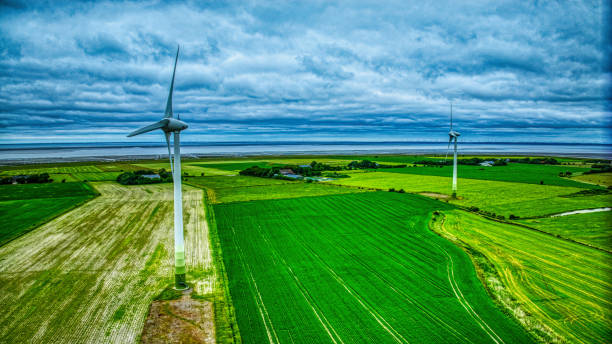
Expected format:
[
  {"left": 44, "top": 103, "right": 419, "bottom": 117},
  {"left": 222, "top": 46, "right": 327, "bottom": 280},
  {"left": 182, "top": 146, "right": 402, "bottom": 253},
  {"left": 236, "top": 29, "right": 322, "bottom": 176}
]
[
  {"left": 449, "top": 130, "right": 460, "bottom": 138},
  {"left": 164, "top": 118, "right": 188, "bottom": 133}
]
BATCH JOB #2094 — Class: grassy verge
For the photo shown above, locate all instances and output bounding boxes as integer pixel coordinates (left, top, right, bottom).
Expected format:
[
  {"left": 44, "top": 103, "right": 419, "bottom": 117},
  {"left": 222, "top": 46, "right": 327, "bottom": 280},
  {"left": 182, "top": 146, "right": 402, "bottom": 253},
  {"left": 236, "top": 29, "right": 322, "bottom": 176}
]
[
  {"left": 431, "top": 209, "right": 612, "bottom": 343},
  {"left": 203, "top": 189, "right": 241, "bottom": 344},
  {"left": 430, "top": 212, "right": 558, "bottom": 343}
]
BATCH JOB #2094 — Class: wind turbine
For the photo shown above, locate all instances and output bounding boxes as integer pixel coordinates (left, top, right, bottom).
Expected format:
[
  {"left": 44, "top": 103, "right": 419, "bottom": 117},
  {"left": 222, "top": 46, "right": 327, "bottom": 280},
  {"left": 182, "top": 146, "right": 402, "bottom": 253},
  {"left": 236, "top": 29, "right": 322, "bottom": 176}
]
[
  {"left": 127, "top": 46, "right": 189, "bottom": 290},
  {"left": 445, "top": 104, "right": 460, "bottom": 198}
]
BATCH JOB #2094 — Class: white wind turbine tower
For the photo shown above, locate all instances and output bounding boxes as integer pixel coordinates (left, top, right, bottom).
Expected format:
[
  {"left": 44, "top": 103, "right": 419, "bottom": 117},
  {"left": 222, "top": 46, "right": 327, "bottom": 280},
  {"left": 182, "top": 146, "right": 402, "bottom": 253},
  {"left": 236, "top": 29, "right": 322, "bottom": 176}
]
[
  {"left": 445, "top": 104, "right": 460, "bottom": 198},
  {"left": 127, "top": 46, "right": 189, "bottom": 290}
]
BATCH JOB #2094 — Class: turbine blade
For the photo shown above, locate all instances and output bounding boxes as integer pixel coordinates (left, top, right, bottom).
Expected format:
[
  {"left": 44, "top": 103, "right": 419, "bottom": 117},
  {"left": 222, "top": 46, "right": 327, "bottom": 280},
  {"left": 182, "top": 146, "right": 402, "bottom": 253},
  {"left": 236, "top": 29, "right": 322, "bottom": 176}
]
[
  {"left": 165, "top": 46, "right": 180, "bottom": 118},
  {"left": 165, "top": 131, "right": 174, "bottom": 176},
  {"left": 127, "top": 119, "right": 168, "bottom": 137},
  {"left": 444, "top": 136, "right": 452, "bottom": 161}
]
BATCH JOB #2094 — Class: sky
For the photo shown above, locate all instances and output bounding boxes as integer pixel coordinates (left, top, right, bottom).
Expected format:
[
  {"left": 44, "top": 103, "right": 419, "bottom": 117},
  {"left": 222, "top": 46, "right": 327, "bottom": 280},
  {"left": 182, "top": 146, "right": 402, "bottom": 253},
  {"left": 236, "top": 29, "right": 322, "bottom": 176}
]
[{"left": 0, "top": 0, "right": 610, "bottom": 144}]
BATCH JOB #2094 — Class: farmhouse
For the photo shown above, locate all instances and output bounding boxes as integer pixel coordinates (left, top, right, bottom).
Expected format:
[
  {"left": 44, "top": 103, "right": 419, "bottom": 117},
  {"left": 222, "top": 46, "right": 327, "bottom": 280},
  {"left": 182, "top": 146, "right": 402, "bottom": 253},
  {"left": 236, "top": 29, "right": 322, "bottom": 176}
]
[
  {"left": 279, "top": 168, "right": 295, "bottom": 175},
  {"left": 479, "top": 161, "right": 494, "bottom": 167}
]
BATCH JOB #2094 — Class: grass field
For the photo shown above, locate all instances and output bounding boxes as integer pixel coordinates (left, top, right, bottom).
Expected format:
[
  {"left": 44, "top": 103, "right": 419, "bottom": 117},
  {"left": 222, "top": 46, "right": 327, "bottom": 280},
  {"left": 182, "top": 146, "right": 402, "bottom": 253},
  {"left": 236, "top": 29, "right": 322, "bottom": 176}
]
[
  {"left": 433, "top": 210, "right": 612, "bottom": 343},
  {"left": 0, "top": 182, "right": 214, "bottom": 343},
  {"left": 135, "top": 162, "right": 233, "bottom": 176},
  {"left": 572, "top": 172, "right": 612, "bottom": 187},
  {"left": 0, "top": 165, "right": 102, "bottom": 175},
  {"left": 377, "top": 163, "right": 596, "bottom": 189},
  {"left": 187, "top": 175, "right": 366, "bottom": 203},
  {"left": 517, "top": 211, "right": 612, "bottom": 251},
  {"left": 0, "top": 182, "right": 96, "bottom": 201},
  {"left": 329, "top": 171, "right": 611, "bottom": 218},
  {"left": 214, "top": 192, "right": 534, "bottom": 343},
  {"left": 70, "top": 171, "right": 122, "bottom": 181}
]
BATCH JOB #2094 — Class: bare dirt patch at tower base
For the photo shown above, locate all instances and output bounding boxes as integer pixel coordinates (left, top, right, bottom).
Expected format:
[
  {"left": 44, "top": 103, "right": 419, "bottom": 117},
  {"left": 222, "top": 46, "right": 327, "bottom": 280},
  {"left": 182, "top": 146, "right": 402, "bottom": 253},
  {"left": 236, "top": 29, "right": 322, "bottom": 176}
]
[{"left": 141, "top": 290, "right": 215, "bottom": 344}]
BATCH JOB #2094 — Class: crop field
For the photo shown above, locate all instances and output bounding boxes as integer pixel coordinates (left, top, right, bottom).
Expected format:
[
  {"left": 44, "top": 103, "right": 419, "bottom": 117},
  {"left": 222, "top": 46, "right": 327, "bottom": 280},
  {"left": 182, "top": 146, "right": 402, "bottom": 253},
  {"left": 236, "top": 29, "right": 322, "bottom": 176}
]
[
  {"left": 1, "top": 155, "right": 609, "bottom": 343},
  {"left": 377, "top": 163, "right": 596, "bottom": 189},
  {"left": 518, "top": 211, "right": 612, "bottom": 251},
  {"left": 433, "top": 210, "right": 612, "bottom": 343},
  {"left": 188, "top": 175, "right": 366, "bottom": 203},
  {"left": 214, "top": 192, "right": 533, "bottom": 343},
  {"left": 0, "top": 182, "right": 214, "bottom": 343},
  {"left": 328, "top": 171, "right": 611, "bottom": 218}
]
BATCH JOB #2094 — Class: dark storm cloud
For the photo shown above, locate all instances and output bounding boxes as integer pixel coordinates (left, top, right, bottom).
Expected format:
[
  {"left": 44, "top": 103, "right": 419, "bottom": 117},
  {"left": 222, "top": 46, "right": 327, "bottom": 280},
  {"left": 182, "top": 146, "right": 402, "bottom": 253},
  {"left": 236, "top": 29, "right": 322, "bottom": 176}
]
[{"left": 0, "top": 0, "right": 609, "bottom": 143}]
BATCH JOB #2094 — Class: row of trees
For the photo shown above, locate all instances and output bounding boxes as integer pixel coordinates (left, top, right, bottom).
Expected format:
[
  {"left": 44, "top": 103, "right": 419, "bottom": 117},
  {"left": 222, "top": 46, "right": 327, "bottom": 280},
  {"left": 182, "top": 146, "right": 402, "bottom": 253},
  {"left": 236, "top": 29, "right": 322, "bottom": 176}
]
[
  {"left": 116, "top": 169, "right": 172, "bottom": 185},
  {"left": 583, "top": 164, "right": 612, "bottom": 175},
  {"left": 239, "top": 160, "right": 408, "bottom": 179},
  {"left": 508, "top": 157, "right": 559, "bottom": 165},
  {"left": 347, "top": 160, "right": 407, "bottom": 169},
  {"left": 0, "top": 173, "right": 52, "bottom": 184}
]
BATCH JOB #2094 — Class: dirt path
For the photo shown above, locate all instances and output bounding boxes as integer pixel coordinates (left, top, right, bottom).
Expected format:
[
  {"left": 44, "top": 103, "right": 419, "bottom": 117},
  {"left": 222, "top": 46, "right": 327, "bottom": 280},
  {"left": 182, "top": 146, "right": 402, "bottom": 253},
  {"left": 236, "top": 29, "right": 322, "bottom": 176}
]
[
  {"left": 0, "top": 182, "right": 214, "bottom": 343},
  {"left": 141, "top": 290, "right": 215, "bottom": 344}
]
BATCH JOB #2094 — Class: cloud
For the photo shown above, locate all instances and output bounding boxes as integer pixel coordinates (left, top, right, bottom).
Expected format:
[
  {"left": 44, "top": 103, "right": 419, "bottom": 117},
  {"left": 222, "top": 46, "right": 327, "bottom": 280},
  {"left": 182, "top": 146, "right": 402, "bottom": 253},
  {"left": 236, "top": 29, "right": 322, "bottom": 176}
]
[{"left": 0, "top": 0, "right": 609, "bottom": 144}]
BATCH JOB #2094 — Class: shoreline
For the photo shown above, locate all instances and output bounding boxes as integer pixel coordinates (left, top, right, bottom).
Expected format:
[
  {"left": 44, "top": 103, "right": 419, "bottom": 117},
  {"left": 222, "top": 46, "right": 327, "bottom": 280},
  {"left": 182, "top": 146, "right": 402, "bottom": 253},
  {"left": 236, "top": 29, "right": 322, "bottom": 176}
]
[{"left": 0, "top": 149, "right": 609, "bottom": 166}]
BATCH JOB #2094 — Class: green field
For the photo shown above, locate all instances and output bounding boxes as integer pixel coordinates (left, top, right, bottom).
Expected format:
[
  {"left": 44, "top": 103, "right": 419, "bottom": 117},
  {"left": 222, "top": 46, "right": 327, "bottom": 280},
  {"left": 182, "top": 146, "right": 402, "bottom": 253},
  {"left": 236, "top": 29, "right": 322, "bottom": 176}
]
[
  {"left": 70, "top": 171, "right": 122, "bottom": 181},
  {"left": 328, "top": 171, "right": 611, "bottom": 218},
  {"left": 517, "top": 211, "right": 612, "bottom": 251},
  {"left": 188, "top": 175, "right": 366, "bottom": 203},
  {"left": 0, "top": 155, "right": 609, "bottom": 343},
  {"left": 214, "top": 192, "right": 534, "bottom": 343},
  {"left": 0, "top": 182, "right": 215, "bottom": 343},
  {"left": 572, "top": 172, "right": 612, "bottom": 187},
  {"left": 433, "top": 209, "right": 612, "bottom": 343},
  {"left": 135, "top": 162, "right": 233, "bottom": 176},
  {"left": 0, "top": 165, "right": 102, "bottom": 175},
  {"left": 377, "top": 163, "right": 596, "bottom": 188},
  {"left": 0, "top": 182, "right": 96, "bottom": 201}
]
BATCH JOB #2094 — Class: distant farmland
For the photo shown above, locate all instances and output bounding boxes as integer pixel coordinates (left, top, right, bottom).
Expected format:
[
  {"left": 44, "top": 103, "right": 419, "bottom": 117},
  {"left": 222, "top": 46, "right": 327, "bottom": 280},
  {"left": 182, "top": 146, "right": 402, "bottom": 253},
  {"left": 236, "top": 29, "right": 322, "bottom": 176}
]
[{"left": 214, "top": 192, "right": 534, "bottom": 343}]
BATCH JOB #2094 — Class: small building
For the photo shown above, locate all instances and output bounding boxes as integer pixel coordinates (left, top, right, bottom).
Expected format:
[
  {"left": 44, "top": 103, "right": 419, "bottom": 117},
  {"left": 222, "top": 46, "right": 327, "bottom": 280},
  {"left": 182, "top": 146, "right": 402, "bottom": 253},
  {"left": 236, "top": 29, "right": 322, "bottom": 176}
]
[
  {"left": 279, "top": 169, "right": 295, "bottom": 176},
  {"left": 299, "top": 165, "right": 311, "bottom": 168},
  {"left": 479, "top": 161, "right": 494, "bottom": 167}
]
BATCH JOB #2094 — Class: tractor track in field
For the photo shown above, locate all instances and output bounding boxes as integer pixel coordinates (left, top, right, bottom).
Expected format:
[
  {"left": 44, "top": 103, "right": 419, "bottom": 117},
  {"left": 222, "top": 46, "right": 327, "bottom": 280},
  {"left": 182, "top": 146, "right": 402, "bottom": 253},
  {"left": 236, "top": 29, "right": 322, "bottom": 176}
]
[
  {"left": 230, "top": 226, "right": 280, "bottom": 344},
  {"left": 295, "top": 206, "right": 478, "bottom": 344},
  {"left": 256, "top": 226, "right": 345, "bottom": 344},
  {"left": 275, "top": 224, "right": 409, "bottom": 344}
]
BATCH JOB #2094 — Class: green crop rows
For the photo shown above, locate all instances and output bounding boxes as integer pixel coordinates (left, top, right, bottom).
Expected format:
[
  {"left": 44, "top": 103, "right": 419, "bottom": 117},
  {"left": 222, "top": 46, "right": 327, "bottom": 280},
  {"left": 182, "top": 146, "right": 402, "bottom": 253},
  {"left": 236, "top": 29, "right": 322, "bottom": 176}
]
[{"left": 214, "top": 192, "right": 533, "bottom": 343}]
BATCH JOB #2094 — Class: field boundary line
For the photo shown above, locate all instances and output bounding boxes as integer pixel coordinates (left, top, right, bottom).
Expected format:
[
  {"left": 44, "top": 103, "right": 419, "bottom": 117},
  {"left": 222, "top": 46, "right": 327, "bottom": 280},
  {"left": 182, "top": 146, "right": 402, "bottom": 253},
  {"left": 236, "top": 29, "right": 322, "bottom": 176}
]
[
  {"left": 456, "top": 206, "right": 612, "bottom": 255},
  {"left": 0, "top": 192, "right": 98, "bottom": 248}
]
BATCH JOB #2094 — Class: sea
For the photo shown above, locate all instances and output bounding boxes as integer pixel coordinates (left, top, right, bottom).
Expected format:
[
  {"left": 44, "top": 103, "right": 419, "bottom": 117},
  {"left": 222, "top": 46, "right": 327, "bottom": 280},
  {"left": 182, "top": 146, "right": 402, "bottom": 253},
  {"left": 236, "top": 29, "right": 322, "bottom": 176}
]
[{"left": 0, "top": 141, "right": 610, "bottom": 164}]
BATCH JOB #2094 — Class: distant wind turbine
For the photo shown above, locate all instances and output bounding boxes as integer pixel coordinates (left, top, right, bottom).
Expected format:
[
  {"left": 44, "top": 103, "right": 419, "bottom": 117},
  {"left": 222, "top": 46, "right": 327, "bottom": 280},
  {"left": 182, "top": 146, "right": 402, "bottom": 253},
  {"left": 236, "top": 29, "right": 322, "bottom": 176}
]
[
  {"left": 445, "top": 104, "right": 460, "bottom": 198},
  {"left": 127, "top": 46, "right": 189, "bottom": 290}
]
